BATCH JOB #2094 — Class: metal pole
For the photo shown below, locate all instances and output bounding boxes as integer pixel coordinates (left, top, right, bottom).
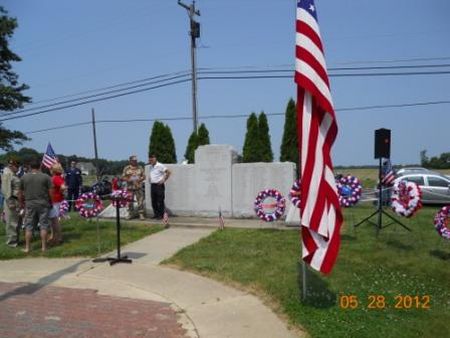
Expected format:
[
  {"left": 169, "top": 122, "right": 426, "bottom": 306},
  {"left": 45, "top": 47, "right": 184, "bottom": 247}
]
[
  {"left": 91, "top": 108, "right": 100, "bottom": 181},
  {"left": 302, "top": 259, "right": 307, "bottom": 300},
  {"left": 190, "top": 19, "right": 198, "bottom": 133},
  {"left": 178, "top": 0, "right": 200, "bottom": 133},
  {"left": 378, "top": 157, "right": 383, "bottom": 232}
]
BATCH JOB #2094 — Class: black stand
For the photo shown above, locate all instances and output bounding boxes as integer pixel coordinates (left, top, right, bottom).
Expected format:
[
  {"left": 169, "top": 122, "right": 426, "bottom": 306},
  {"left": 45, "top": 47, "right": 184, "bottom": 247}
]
[
  {"left": 93, "top": 200, "right": 132, "bottom": 265},
  {"left": 353, "top": 158, "right": 411, "bottom": 233}
]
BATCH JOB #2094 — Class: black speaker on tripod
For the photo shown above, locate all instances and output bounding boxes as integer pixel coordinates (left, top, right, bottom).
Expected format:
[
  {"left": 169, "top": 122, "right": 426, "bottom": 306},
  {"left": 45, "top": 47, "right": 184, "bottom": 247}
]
[
  {"left": 353, "top": 128, "right": 411, "bottom": 232},
  {"left": 374, "top": 128, "right": 391, "bottom": 159}
]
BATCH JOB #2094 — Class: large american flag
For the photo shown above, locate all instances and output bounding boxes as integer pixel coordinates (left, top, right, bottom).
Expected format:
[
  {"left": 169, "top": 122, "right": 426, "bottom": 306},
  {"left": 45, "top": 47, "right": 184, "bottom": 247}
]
[
  {"left": 381, "top": 159, "right": 395, "bottom": 186},
  {"left": 42, "top": 143, "right": 58, "bottom": 169},
  {"left": 295, "top": 0, "right": 343, "bottom": 274}
]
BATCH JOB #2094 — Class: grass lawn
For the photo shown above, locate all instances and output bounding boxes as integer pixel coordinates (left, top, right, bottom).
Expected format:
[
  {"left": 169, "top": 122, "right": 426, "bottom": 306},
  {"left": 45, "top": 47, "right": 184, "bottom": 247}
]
[
  {"left": 0, "top": 213, "right": 163, "bottom": 259},
  {"left": 165, "top": 203, "right": 450, "bottom": 338}
]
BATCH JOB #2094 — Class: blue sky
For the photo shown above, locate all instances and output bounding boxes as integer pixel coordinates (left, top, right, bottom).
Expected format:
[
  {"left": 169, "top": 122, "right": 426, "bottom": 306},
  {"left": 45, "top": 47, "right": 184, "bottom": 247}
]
[{"left": 3, "top": 0, "right": 450, "bottom": 166}]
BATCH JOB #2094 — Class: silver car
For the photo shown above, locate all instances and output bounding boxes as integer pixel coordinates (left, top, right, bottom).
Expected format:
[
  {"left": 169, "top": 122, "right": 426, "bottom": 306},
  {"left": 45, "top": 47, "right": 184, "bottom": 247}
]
[
  {"left": 396, "top": 167, "right": 433, "bottom": 176},
  {"left": 394, "top": 173, "right": 450, "bottom": 204}
]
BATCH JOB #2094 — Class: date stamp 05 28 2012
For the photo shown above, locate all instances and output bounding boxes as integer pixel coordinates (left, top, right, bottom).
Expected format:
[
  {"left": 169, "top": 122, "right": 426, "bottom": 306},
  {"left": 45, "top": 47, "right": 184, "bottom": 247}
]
[{"left": 339, "top": 295, "right": 431, "bottom": 310}]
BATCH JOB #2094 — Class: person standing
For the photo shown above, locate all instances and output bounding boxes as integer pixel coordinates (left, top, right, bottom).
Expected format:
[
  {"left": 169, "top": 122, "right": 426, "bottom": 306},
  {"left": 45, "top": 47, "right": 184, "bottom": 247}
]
[
  {"left": 65, "top": 160, "right": 82, "bottom": 211},
  {"left": 148, "top": 154, "right": 171, "bottom": 219},
  {"left": 122, "top": 155, "right": 145, "bottom": 220},
  {"left": 48, "top": 163, "right": 66, "bottom": 245},
  {"left": 1, "top": 160, "right": 21, "bottom": 247},
  {"left": 19, "top": 159, "right": 52, "bottom": 253}
]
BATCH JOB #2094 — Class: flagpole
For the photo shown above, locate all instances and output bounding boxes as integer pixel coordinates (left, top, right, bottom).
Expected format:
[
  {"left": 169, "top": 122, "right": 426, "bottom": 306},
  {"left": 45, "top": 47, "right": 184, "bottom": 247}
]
[{"left": 91, "top": 108, "right": 100, "bottom": 181}]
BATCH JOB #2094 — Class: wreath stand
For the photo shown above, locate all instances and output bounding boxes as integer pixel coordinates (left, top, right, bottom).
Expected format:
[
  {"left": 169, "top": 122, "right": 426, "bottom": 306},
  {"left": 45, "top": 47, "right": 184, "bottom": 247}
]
[
  {"left": 93, "top": 197, "right": 132, "bottom": 265},
  {"left": 353, "top": 158, "right": 411, "bottom": 233}
]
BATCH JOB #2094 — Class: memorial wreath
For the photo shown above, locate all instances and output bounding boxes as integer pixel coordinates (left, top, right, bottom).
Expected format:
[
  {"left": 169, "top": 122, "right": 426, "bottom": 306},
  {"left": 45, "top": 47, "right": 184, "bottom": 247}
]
[
  {"left": 75, "top": 192, "right": 104, "bottom": 218},
  {"left": 391, "top": 181, "right": 422, "bottom": 218},
  {"left": 254, "top": 189, "right": 286, "bottom": 222}
]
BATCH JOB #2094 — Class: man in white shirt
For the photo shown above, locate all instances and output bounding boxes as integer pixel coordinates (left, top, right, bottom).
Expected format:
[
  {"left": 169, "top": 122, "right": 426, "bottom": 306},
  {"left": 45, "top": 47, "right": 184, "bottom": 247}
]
[{"left": 148, "top": 154, "right": 171, "bottom": 219}]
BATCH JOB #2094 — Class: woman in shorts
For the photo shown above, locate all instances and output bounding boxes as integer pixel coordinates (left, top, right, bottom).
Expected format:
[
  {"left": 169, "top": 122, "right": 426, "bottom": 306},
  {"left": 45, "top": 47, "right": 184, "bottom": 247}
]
[{"left": 49, "top": 163, "right": 66, "bottom": 245}]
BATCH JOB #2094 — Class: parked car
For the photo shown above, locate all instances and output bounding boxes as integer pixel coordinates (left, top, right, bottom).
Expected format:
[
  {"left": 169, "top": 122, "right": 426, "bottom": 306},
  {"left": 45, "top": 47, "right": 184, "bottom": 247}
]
[
  {"left": 393, "top": 173, "right": 450, "bottom": 204},
  {"left": 80, "top": 178, "right": 112, "bottom": 197},
  {"left": 396, "top": 167, "right": 434, "bottom": 176}
]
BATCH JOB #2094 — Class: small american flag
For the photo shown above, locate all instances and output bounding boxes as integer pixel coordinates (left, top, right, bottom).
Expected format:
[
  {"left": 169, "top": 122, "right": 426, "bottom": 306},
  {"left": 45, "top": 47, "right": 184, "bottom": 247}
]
[
  {"left": 42, "top": 143, "right": 58, "bottom": 169},
  {"left": 381, "top": 159, "right": 395, "bottom": 186},
  {"left": 218, "top": 207, "right": 225, "bottom": 230},
  {"left": 162, "top": 210, "right": 169, "bottom": 226},
  {"left": 296, "top": 0, "right": 343, "bottom": 274}
]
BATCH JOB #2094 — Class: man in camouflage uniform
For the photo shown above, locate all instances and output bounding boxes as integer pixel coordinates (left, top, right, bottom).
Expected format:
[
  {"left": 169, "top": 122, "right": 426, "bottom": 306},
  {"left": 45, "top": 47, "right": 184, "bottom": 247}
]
[
  {"left": 1, "top": 160, "right": 21, "bottom": 247},
  {"left": 122, "top": 155, "right": 146, "bottom": 220}
]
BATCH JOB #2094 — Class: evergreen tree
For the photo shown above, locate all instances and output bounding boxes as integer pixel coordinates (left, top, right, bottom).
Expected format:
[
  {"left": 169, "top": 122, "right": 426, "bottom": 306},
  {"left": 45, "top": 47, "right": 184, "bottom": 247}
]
[
  {"left": 184, "top": 131, "right": 198, "bottom": 164},
  {"left": 258, "top": 112, "right": 273, "bottom": 162},
  {"left": 183, "top": 123, "right": 210, "bottom": 163},
  {"left": 197, "top": 123, "right": 210, "bottom": 146},
  {"left": 0, "top": 6, "right": 30, "bottom": 150},
  {"left": 280, "top": 98, "right": 298, "bottom": 165},
  {"left": 163, "top": 124, "right": 177, "bottom": 163},
  {"left": 149, "top": 121, "right": 177, "bottom": 163},
  {"left": 242, "top": 113, "right": 260, "bottom": 162}
]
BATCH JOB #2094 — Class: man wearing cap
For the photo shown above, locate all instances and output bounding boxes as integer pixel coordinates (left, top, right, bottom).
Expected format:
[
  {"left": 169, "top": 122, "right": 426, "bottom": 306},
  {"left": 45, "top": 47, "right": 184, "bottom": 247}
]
[
  {"left": 1, "top": 160, "right": 21, "bottom": 247},
  {"left": 122, "top": 155, "right": 146, "bottom": 220},
  {"left": 148, "top": 154, "right": 171, "bottom": 219}
]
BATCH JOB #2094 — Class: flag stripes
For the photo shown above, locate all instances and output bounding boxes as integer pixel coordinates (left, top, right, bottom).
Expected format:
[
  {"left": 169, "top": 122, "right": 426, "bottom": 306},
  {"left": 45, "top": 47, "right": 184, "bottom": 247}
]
[
  {"left": 296, "top": 0, "right": 343, "bottom": 274},
  {"left": 42, "top": 143, "right": 58, "bottom": 169}
]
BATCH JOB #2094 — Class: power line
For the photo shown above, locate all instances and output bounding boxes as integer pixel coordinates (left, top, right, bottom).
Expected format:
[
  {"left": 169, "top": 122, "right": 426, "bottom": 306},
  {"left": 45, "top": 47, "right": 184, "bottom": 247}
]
[
  {"left": 0, "top": 78, "right": 191, "bottom": 123},
  {"left": 15, "top": 62, "right": 450, "bottom": 110},
  {"left": 3, "top": 69, "right": 450, "bottom": 122},
  {"left": 333, "top": 55, "right": 450, "bottom": 65},
  {"left": 27, "top": 69, "right": 191, "bottom": 106},
  {"left": 2, "top": 73, "right": 191, "bottom": 117},
  {"left": 24, "top": 99, "right": 450, "bottom": 135}
]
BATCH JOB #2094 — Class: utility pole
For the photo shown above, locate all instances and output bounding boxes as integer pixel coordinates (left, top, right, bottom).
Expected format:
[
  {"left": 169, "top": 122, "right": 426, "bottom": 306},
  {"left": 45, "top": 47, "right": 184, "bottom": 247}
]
[
  {"left": 91, "top": 108, "right": 100, "bottom": 181},
  {"left": 178, "top": 0, "right": 200, "bottom": 133}
]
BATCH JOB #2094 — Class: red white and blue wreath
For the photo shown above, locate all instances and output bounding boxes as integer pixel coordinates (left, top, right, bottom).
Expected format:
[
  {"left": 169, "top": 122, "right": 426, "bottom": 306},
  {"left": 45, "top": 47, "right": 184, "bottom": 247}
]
[
  {"left": 336, "top": 175, "right": 362, "bottom": 207},
  {"left": 59, "top": 200, "right": 69, "bottom": 217},
  {"left": 391, "top": 180, "right": 422, "bottom": 218},
  {"left": 289, "top": 180, "right": 301, "bottom": 208},
  {"left": 75, "top": 192, "right": 104, "bottom": 218},
  {"left": 111, "top": 189, "right": 132, "bottom": 208},
  {"left": 254, "top": 189, "right": 286, "bottom": 222},
  {"left": 433, "top": 205, "right": 450, "bottom": 240}
]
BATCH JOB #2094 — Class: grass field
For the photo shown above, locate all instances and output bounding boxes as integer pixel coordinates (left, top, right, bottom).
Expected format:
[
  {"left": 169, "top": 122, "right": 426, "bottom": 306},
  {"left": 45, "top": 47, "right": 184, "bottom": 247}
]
[
  {"left": 0, "top": 213, "right": 163, "bottom": 259},
  {"left": 165, "top": 203, "right": 450, "bottom": 338}
]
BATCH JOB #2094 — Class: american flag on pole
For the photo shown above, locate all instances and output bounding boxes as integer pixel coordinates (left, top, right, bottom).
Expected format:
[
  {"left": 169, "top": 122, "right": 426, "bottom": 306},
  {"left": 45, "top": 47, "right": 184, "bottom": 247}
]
[
  {"left": 42, "top": 143, "right": 58, "bottom": 169},
  {"left": 381, "top": 159, "right": 395, "bottom": 186},
  {"left": 295, "top": 0, "right": 343, "bottom": 274},
  {"left": 218, "top": 207, "right": 225, "bottom": 230}
]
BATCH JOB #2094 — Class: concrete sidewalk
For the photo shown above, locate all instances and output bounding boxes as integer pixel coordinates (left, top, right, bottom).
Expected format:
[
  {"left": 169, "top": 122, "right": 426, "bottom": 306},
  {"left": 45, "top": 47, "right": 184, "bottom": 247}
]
[
  {"left": 0, "top": 226, "right": 303, "bottom": 337},
  {"left": 122, "top": 215, "right": 300, "bottom": 230}
]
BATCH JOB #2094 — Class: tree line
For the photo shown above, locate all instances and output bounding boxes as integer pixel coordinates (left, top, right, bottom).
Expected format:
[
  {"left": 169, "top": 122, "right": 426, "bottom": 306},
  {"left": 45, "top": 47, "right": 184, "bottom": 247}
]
[
  {"left": 146, "top": 98, "right": 298, "bottom": 165},
  {"left": 420, "top": 150, "right": 450, "bottom": 169}
]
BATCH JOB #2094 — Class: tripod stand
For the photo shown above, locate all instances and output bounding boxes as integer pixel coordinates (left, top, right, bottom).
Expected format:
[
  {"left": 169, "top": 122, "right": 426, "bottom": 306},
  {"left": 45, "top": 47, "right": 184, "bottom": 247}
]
[
  {"left": 353, "top": 158, "right": 411, "bottom": 232},
  {"left": 93, "top": 199, "right": 132, "bottom": 265}
]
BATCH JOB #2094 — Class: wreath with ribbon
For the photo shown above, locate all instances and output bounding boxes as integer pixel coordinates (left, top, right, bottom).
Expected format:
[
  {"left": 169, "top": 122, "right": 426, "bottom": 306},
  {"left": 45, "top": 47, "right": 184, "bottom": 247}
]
[
  {"left": 433, "top": 205, "right": 450, "bottom": 240},
  {"left": 336, "top": 175, "right": 362, "bottom": 207},
  {"left": 75, "top": 192, "right": 104, "bottom": 218},
  {"left": 254, "top": 189, "right": 286, "bottom": 222},
  {"left": 289, "top": 180, "right": 301, "bottom": 208},
  {"left": 391, "top": 180, "right": 422, "bottom": 218},
  {"left": 110, "top": 189, "right": 133, "bottom": 208},
  {"left": 59, "top": 200, "right": 69, "bottom": 217}
]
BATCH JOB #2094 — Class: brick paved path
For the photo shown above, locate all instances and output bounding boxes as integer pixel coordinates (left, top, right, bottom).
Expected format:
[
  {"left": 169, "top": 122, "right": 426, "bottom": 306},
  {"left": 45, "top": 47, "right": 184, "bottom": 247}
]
[{"left": 0, "top": 282, "right": 188, "bottom": 337}]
